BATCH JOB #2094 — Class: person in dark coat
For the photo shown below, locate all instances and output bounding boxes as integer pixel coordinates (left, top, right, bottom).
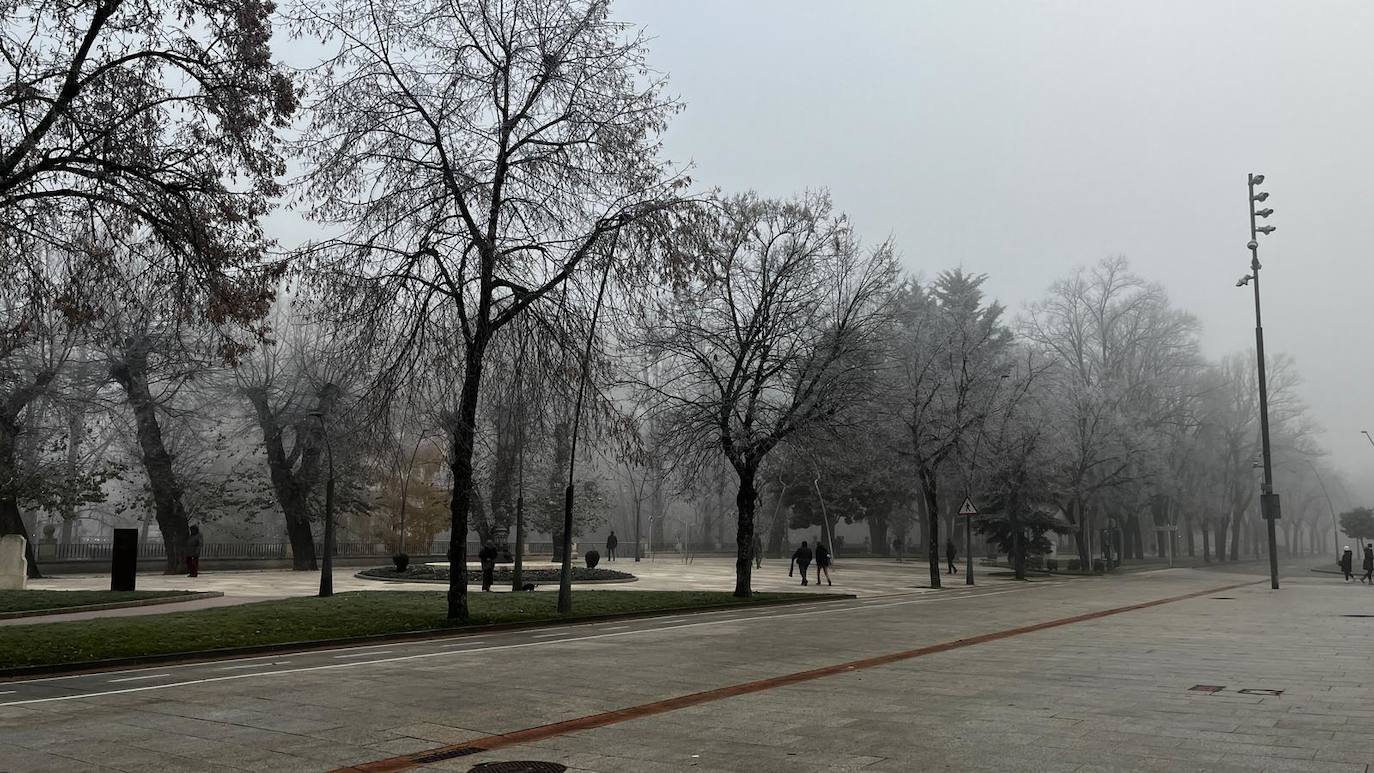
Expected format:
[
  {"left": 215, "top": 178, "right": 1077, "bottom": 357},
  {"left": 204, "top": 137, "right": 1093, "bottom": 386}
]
[
  {"left": 751, "top": 533, "right": 764, "bottom": 569},
  {"left": 790, "top": 541, "right": 813, "bottom": 586},
  {"left": 1362, "top": 544, "right": 1373, "bottom": 584},
  {"left": 186, "top": 525, "right": 202, "bottom": 577},
  {"left": 1339, "top": 546, "right": 1354, "bottom": 582},
  {"left": 478, "top": 540, "right": 498, "bottom": 591},
  {"left": 814, "top": 541, "right": 833, "bottom": 586},
  {"left": 945, "top": 538, "right": 959, "bottom": 575},
  {"left": 606, "top": 531, "right": 618, "bottom": 562}
]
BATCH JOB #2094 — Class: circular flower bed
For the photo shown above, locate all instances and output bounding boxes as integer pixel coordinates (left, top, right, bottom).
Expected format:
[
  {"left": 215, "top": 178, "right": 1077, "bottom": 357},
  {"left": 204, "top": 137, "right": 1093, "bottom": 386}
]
[{"left": 357, "top": 565, "right": 636, "bottom": 585}]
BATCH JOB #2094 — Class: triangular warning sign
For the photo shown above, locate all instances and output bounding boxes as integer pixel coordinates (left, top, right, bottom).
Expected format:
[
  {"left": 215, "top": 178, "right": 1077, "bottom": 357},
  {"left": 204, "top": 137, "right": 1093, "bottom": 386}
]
[{"left": 958, "top": 497, "right": 978, "bottom": 516}]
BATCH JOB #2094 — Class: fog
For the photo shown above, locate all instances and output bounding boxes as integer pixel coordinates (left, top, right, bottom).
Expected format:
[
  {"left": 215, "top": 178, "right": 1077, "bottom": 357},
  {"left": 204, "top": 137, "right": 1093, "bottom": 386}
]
[{"left": 620, "top": 0, "right": 1374, "bottom": 496}]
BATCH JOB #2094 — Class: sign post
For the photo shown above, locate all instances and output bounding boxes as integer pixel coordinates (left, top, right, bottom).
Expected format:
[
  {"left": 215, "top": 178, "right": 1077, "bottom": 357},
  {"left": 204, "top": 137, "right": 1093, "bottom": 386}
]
[{"left": 959, "top": 497, "right": 978, "bottom": 586}]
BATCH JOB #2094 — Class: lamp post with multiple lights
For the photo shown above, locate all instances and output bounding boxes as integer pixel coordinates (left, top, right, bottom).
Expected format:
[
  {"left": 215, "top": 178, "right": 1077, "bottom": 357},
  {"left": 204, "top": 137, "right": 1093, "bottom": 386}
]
[{"left": 1235, "top": 173, "right": 1281, "bottom": 590}]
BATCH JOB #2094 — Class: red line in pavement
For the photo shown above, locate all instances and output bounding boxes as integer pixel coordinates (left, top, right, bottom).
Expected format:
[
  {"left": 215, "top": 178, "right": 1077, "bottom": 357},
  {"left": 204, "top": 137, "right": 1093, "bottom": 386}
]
[{"left": 334, "top": 580, "right": 1256, "bottom": 772}]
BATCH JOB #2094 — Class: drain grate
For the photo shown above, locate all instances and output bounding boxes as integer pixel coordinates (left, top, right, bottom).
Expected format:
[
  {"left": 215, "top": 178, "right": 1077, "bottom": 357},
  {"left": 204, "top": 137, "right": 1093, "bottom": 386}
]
[
  {"left": 1188, "top": 685, "right": 1225, "bottom": 693},
  {"left": 413, "top": 746, "right": 486, "bottom": 763},
  {"left": 468, "top": 763, "right": 568, "bottom": 773}
]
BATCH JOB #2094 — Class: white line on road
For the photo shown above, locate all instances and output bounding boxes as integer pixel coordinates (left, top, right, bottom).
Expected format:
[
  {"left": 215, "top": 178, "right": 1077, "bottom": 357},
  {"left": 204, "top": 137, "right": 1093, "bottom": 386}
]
[
  {"left": 0, "top": 586, "right": 1034, "bottom": 707},
  {"left": 107, "top": 673, "right": 171, "bottom": 683},
  {"left": 531, "top": 632, "right": 566, "bottom": 638},
  {"left": 334, "top": 650, "right": 392, "bottom": 659},
  {"left": 437, "top": 640, "right": 487, "bottom": 648},
  {"left": 0, "top": 690, "right": 13, "bottom": 695},
  {"left": 215, "top": 662, "right": 290, "bottom": 671}
]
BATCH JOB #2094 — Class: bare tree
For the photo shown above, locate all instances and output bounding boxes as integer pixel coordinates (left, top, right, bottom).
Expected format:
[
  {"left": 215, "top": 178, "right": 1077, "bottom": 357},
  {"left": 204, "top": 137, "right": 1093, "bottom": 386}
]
[
  {"left": 1, "top": 0, "right": 294, "bottom": 316},
  {"left": 290, "top": 0, "right": 683, "bottom": 619},
  {"left": 891, "top": 270, "right": 1014, "bottom": 588},
  {"left": 1022, "top": 257, "right": 1201, "bottom": 566},
  {"left": 632, "top": 191, "right": 895, "bottom": 597}
]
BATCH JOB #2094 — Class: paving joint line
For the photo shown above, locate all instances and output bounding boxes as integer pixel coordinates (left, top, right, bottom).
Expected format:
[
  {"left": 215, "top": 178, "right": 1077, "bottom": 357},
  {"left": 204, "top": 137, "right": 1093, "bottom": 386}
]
[{"left": 333, "top": 578, "right": 1258, "bottom": 773}]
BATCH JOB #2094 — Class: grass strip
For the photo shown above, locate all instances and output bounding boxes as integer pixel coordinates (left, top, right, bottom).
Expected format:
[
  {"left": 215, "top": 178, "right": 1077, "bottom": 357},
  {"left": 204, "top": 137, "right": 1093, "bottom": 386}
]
[
  {"left": 0, "top": 590, "right": 816, "bottom": 670},
  {"left": 0, "top": 590, "right": 197, "bottom": 614}
]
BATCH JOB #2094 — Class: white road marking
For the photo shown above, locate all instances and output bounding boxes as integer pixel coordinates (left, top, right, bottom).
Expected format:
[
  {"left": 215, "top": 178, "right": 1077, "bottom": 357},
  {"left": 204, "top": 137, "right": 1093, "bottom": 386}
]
[
  {"left": 437, "top": 640, "right": 487, "bottom": 648},
  {"left": 107, "top": 673, "right": 171, "bottom": 683},
  {"left": 531, "top": 632, "right": 566, "bottom": 638},
  {"left": 334, "top": 650, "right": 392, "bottom": 659},
  {"left": 215, "top": 662, "right": 291, "bottom": 671},
  {"left": 602, "top": 625, "right": 630, "bottom": 631},
  {"left": 0, "top": 691, "right": 13, "bottom": 695},
  {"left": 0, "top": 585, "right": 1036, "bottom": 707}
]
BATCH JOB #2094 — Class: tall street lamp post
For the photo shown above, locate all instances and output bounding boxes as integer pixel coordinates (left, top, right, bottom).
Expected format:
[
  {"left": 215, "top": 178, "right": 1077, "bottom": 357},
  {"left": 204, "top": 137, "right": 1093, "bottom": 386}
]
[
  {"left": 1362, "top": 429, "right": 1374, "bottom": 451},
  {"left": 1235, "top": 172, "right": 1281, "bottom": 590},
  {"left": 311, "top": 410, "right": 336, "bottom": 598}
]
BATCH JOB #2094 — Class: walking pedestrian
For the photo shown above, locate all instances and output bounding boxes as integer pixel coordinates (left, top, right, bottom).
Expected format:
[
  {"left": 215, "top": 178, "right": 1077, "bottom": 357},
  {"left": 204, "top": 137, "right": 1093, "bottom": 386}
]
[
  {"left": 814, "top": 541, "right": 833, "bottom": 586},
  {"left": 751, "top": 533, "right": 764, "bottom": 569},
  {"left": 790, "top": 541, "right": 813, "bottom": 586},
  {"left": 186, "top": 524, "right": 202, "bottom": 577},
  {"left": 478, "top": 540, "right": 498, "bottom": 591},
  {"left": 945, "top": 538, "right": 959, "bottom": 575},
  {"left": 1340, "top": 546, "right": 1354, "bottom": 582},
  {"left": 606, "top": 531, "right": 618, "bottom": 562},
  {"left": 1362, "top": 544, "right": 1373, "bottom": 584}
]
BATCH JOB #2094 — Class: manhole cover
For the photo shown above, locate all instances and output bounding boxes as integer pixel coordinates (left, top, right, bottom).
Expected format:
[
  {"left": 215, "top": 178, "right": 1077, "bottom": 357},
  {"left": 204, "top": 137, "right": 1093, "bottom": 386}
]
[
  {"left": 468, "top": 763, "right": 568, "bottom": 773},
  {"left": 414, "top": 746, "right": 485, "bottom": 763}
]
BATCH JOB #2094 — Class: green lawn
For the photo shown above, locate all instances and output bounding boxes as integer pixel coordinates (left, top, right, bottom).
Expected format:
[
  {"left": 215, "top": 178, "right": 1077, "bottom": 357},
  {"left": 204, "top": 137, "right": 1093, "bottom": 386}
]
[
  {"left": 0, "top": 590, "right": 823, "bottom": 670},
  {"left": 0, "top": 589, "right": 198, "bottom": 614}
]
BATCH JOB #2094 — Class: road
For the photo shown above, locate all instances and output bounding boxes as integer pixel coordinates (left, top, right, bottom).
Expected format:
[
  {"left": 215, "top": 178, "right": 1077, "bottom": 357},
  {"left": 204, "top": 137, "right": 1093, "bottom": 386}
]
[{"left": 2, "top": 560, "right": 1368, "bottom": 772}]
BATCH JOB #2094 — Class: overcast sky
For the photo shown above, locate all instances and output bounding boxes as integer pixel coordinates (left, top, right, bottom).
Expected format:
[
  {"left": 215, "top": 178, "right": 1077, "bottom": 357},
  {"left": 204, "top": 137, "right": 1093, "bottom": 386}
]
[{"left": 615, "top": 0, "right": 1374, "bottom": 498}]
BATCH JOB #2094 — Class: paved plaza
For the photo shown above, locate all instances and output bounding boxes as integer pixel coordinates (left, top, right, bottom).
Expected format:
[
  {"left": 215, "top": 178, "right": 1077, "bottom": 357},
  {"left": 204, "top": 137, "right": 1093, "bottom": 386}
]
[
  {"left": 14, "top": 556, "right": 971, "bottom": 626},
  {"left": 2, "top": 558, "right": 1368, "bottom": 772}
]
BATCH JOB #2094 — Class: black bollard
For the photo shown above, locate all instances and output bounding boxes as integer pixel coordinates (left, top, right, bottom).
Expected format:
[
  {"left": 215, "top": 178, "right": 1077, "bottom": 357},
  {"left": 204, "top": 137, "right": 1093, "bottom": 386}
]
[{"left": 111, "top": 528, "right": 138, "bottom": 592}]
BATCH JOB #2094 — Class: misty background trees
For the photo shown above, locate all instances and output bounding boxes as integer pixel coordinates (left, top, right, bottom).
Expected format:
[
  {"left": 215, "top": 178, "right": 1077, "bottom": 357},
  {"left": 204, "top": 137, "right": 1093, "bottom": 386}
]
[{"left": 0, "top": 0, "right": 1359, "bottom": 604}]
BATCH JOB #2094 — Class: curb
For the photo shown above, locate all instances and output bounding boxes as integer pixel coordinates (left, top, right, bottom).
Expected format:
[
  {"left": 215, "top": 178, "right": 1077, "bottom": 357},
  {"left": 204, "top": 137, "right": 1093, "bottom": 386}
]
[
  {"left": 0, "top": 593, "right": 854, "bottom": 680},
  {"left": 0, "top": 591, "right": 224, "bottom": 621}
]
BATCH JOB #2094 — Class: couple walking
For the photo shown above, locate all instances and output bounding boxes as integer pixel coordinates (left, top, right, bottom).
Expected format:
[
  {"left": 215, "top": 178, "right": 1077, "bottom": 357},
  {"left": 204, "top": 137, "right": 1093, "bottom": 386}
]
[
  {"left": 1339, "top": 545, "right": 1374, "bottom": 583},
  {"left": 788, "top": 541, "right": 832, "bottom": 586}
]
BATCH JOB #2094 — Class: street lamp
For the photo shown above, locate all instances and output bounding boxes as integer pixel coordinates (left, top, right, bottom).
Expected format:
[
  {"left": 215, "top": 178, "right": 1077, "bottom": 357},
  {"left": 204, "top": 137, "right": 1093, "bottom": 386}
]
[
  {"left": 1362, "top": 430, "right": 1374, "bottom": 450},
  {"left": 1238, "top": 172, "right": 1281, "bottom": 590},
  {"left": 310, "top": 410, "right": 336, "bottom": 598}
]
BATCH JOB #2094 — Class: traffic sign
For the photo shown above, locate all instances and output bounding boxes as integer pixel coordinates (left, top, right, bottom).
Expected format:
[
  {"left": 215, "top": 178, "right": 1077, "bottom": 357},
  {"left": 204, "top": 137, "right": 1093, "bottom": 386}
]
[{"left": 958, "top": 497, "right": 978, "bottom": 516}]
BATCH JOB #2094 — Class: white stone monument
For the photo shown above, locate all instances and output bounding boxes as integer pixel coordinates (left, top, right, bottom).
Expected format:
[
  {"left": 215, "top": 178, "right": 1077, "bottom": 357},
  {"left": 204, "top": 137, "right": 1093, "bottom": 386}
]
[{"left": 0, "top": 534, "right": 27, "bottom": 590}]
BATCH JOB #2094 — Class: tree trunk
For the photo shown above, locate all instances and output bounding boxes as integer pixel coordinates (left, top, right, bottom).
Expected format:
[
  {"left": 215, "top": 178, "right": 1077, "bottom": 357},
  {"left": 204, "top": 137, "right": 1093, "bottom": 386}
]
[
  {"left": 1185, "top": 513, "right": 1196, "bottom": 557},
  {"left": 919, "top": 471, "right": 941, "bottom": 588},
  {"left": 111, "top": 342, "right": 189, "bottom": 575},
  {"left": 244, "top": 388, "right": 318, "bottom": 570},
  {"left": 1215, "top": 520, "right": 1228, "bottom": 562},
  {"left": 1201, "top": 520, "right": 1211, "bottom": 563},
  {"left": 1132, "top": 513, "right": 1145, "bottom": 559},
  {"left": 868, "top": 515, "right": 889, "bottom": 557},
  {"left": 733, "top": 463, "right": 758, "bottom": 597},
  {"left": 1229, "top": 508, "right": 1242, "bottom": 561},
  {"left": 446, "top": 336, "right": 488, "bottom": 621}
]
